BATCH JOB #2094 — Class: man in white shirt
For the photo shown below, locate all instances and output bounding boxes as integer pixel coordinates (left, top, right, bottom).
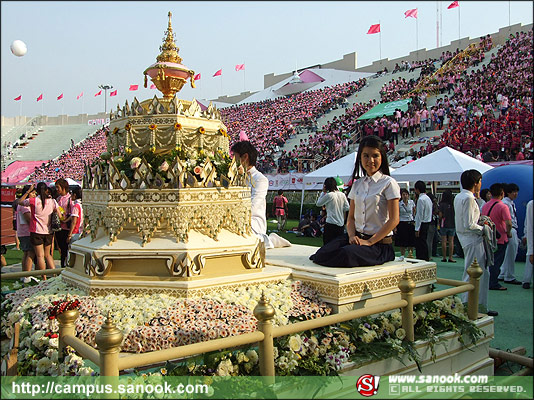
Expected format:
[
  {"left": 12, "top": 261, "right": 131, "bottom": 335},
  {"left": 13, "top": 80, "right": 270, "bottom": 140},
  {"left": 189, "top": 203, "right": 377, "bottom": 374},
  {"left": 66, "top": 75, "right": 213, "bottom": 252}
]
[
  {"left": 522, "top": 200, "right": 533, "bottom": 289},
  {"left": 499, "top": 183, "right": 521, "bottom": 284},
  {"left": 231, "top": 141, "right": 269, "bottom": 241},
  {"left": 414, "top": 181, "right": 433, "bottom": 261},
  {"left": 454, "top": 169, "right": 496, "bottom": 316}
]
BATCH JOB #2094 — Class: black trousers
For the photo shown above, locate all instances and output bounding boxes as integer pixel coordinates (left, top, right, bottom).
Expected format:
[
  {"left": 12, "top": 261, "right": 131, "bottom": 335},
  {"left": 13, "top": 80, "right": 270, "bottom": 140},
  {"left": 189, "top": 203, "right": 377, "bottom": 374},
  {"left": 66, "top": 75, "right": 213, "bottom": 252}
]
[
  {"left": 310, "top": 235, "right": 395, "bottom": 267},
  {"left": 55, "top": 229, "right": 69, "bottom": 267},
  {"left": 415, "top": 222, "right": 431, "bottom": 261},
  {"left": 323, "top": 223, "right": 345, "bottom": 245}
]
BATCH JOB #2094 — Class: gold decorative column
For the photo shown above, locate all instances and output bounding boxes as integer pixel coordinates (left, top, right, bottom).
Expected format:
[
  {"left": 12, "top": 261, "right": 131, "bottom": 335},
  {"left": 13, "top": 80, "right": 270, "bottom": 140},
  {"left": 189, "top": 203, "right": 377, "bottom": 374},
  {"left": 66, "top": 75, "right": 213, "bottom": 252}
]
[
  {"left": 253, "top": 292, "right": 275, "bottom": 379},
  {"left": 399, "top": 270, "right": 415, "bottom": 342},
  {"left": 467, "top": 258, "right": 483, "bottom": 320},
  {"left": 95, "top": 312, "right": 124, "bottom": 376},
  {"left": 57, "top": 309, "right": 79, "bottom": 359}
]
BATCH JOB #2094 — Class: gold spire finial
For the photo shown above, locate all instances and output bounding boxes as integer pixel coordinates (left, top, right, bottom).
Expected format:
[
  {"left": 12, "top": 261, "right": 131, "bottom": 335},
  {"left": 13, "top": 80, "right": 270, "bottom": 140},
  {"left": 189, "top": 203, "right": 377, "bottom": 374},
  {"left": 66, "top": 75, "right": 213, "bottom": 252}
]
[{"left": 157, "top": 11, "right": 182, "bottom": 64}]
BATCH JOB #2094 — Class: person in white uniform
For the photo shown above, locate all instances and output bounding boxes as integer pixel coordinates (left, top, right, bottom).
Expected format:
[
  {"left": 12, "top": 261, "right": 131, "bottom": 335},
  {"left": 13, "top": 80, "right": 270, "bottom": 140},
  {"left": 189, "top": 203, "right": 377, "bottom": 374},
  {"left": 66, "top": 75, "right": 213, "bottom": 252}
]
[
  {"left": 231, "top": 140, "right": 271, "bottom": 245},
  {"left": 454, "top": 169, "right": 496, "bottom": 316},
  {"left": 499, "top": 183, "right": 521, "bottom": 284},
  {"left": 316, "top": 177, "right": 349, "bottom": 245},
  {"left": 521, "top": 200, "right": 533, "bottom": 289}
]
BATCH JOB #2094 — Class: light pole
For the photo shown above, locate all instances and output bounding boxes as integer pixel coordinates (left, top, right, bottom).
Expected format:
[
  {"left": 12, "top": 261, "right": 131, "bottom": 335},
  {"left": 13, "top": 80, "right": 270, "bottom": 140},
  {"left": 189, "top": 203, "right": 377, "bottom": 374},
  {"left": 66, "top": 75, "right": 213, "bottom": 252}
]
[{"left": 98, "top": 84, "right": 113, "bottom": 114}]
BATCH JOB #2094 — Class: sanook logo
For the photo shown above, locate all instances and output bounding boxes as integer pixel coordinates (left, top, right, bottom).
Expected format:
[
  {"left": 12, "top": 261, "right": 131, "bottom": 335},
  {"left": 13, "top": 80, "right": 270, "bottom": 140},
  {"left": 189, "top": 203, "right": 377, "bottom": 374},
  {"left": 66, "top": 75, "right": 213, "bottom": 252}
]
[{"left": 356, "top": 374, "right": 380, "bottom": 397}]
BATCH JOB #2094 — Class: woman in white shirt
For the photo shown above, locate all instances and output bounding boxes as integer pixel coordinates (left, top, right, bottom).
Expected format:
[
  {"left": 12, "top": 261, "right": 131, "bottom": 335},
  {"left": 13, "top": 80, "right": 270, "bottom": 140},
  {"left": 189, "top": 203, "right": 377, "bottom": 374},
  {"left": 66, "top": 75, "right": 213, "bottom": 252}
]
[
  {"left": 396, "top": 188, "right": 415, "bottom": 259},
  {"left": 316, "top": 177, "right": 349, "bottom": 245},
  {"left": 310, "top": 136, "right": 400, "bottom": 267}
]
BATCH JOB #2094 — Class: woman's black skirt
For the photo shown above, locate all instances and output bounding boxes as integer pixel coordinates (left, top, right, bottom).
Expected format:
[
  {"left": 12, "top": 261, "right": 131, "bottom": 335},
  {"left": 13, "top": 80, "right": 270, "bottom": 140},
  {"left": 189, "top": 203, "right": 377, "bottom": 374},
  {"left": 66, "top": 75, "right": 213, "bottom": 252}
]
[{"left": 395, "top": 221, "right": 415, "bottom": 247}]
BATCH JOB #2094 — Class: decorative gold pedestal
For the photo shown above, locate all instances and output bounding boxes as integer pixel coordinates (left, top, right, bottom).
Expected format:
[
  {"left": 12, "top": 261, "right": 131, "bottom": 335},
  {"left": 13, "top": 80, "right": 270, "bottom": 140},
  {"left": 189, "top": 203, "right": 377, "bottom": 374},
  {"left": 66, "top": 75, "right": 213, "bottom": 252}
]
[{"left": 266, "top": 245, "right": 437, "bottom": 313}]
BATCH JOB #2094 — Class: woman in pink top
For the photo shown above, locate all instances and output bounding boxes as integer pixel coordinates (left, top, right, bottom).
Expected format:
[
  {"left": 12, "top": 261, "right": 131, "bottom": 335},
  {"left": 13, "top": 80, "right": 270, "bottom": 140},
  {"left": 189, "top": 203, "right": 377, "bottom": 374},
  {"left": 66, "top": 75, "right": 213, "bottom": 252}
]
[
  {"left": 17, "top": 182, "right": 64, "bottom": 279},
  {"left": 16, "top": 185, "right": 36, "bottom": 282}
]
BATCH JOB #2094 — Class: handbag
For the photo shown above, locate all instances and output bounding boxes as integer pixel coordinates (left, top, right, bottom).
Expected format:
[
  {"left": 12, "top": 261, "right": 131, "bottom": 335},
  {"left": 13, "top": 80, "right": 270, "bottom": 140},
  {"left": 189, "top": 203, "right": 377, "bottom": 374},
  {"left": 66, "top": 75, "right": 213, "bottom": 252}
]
[{"left": 51, "top": 211, "right": 62, "bottom": 232}]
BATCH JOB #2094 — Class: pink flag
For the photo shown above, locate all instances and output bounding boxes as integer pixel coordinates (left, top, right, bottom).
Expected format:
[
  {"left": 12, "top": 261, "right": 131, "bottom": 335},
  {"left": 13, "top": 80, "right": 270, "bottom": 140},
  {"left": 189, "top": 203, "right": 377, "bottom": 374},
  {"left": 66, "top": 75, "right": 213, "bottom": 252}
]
[
  {"left": 129, "top": 84, "right": 139, "bottom": 91},
  {"left": 149, "top": 84, "right": 156, "bottom": 89},
  {"left": 94, "top": 90, "right": 102, "bottom": 97},
  {"left": 14, "top": 95, "right": 21, "bottom": 101},
  {"left": 57, "top": 93, "right": 63, "bottom": 100},
  {"left": 239, "top": 130, "right": 249, "bottom": 141},
  {"left": 447, "top": 1, "right": 459, "bottom": 9},
  {"left": 235, "top": 64, "right": 245, "bottom": 71},
  {"left": 404, "top": 8, "right": 418, "bottom": 18},
  {"left": 110, "top": 90, "right": 117, "bottom": 97},
  {"left": 194, "top": 73, "right": 201, "bottom": 80},
  {"left": 213, "top": 69, "right": 222, "bottom": 77},
  {"left": 367, "top": 24, "right": 381, "bottom": 34},
  {"left": 76, "top": 92, "right": 83, "bottom": 100},
  {"left": 36, "top": 94, "right": 43, "bottom": 102}
]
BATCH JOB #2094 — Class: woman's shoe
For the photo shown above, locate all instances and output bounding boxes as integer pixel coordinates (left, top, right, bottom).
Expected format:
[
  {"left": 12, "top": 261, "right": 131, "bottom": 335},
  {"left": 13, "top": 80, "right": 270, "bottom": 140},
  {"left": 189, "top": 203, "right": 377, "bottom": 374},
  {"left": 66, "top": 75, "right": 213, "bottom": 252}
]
[
  {"left": 441, "top": 258, "right": 447, "bottom": 262},
  {"left": 448, "top": 259, "right": 456, "bottom": 263}
]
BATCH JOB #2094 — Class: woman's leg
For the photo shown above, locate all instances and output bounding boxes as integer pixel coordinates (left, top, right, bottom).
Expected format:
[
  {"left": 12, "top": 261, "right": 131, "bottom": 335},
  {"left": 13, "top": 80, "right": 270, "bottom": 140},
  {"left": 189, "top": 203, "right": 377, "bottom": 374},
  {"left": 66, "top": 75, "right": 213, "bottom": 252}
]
[
  {"left": 43, "top": 242, "right": 56, "bottom": 271},
  {"left": 400, "top": 246, "right": 406, "bottom": 257},
  {"left": 441, "top": 235, "right": 447, "bottom": 261},
  {"left": 32, "top": 243, "right": 47, "bottom": 280},
  {"left": 448, "top": 236, "right": 456, "bottom": 262}
]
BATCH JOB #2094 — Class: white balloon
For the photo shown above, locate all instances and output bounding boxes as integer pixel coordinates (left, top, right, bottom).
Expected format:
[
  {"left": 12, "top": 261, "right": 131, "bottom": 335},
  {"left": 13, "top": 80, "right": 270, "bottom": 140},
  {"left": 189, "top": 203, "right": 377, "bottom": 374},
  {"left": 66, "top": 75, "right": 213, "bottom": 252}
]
[{"left": 10, "top": 40, "right": 27, "bottom": 57}]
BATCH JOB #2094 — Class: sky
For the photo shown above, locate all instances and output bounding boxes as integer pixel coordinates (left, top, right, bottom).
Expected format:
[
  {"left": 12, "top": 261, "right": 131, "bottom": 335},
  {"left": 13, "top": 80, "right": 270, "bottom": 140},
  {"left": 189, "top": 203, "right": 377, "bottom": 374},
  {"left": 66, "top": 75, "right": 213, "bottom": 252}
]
[{"left": 1, "top": 1, "right": 532, "bottom": 118}]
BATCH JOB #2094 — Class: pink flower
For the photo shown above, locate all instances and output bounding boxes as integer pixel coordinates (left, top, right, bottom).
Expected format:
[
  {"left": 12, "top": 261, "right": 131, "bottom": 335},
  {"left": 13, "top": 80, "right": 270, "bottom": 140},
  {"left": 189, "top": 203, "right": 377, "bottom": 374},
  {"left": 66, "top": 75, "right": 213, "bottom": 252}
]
[
  {"left": 158, "top": 161, "right": 169, "bottom": 172},
  {"left": 193, "top": 166, "right": 203, "bottom": 175}
]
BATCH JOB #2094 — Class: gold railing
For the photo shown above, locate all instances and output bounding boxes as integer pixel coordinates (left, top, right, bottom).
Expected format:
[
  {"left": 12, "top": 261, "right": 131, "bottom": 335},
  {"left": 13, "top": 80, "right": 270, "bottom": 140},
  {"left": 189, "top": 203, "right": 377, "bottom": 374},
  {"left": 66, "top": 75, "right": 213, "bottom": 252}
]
[{"left": 4, "top": 259, "right": 484, "bottom": 377}]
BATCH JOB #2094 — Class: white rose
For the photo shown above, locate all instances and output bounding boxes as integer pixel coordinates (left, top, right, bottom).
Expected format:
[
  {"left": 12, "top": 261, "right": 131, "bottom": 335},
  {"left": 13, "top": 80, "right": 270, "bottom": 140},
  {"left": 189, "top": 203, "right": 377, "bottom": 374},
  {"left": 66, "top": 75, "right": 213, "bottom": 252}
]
[
  {"left": 288, "top": 335, "right": 302, "bottom": 352},
  {"left": 395, "top": 328, "right": 406, "bottom": 340}
]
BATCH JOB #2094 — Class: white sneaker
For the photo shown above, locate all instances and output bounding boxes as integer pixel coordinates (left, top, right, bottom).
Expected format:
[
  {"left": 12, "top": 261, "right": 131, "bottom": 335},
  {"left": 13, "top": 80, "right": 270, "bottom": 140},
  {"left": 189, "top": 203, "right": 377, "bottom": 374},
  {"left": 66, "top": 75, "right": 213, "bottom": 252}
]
[
  {"left": 398, "top": 256, "right": 405, "bottom": 261},
  {"left": 21, "top": 277, "right": 31, "bottom": 284},
  {"left": 29, "top": 276, "right": 40, "bottom": 283}
]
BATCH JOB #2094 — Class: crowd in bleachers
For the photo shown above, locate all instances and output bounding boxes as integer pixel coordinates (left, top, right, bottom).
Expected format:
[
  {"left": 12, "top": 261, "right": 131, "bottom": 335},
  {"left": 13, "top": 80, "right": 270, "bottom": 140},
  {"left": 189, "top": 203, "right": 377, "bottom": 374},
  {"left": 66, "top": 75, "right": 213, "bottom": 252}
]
[
  {"left": 28, "top": 127, "right": 108, "bottom": 182},
  {"left": 13, "top": 31, "right": 532, "bottom": 181}
]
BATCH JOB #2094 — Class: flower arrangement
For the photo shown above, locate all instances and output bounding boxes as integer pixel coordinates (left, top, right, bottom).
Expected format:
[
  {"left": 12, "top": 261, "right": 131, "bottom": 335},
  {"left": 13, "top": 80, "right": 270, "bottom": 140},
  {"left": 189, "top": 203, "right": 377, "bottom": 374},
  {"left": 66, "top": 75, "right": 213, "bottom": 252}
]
[
  {"left": 47, "top": 297, "right": 81, "bottom": 320},
  {"left": 124, "top": 123, "right": 131, "bottom": 131},
  {"left": 2, "top": 275, "right": 484, "bottom": 377},
  {"left": 198, "top": 127, "right": 206, "bottom": 134},
  {"left": 174, "top": 122, "right": 182, "bottom": 130},
  {"left": 148, "top": 123, "right": 157, "bottom": 131}
]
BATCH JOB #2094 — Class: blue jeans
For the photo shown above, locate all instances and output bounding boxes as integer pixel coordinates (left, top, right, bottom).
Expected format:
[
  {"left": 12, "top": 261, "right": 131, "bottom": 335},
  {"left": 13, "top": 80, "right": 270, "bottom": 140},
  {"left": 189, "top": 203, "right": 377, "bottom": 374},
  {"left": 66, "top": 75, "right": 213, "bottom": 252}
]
[{"left": 489, "top": 243, "right": 508, "bottom": 289}]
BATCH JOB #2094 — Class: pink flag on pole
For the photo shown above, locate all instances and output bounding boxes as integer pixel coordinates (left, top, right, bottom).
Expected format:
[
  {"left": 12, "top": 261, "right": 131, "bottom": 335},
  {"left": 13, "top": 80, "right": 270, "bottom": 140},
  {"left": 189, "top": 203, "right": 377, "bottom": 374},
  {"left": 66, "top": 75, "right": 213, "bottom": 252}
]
[
  {"left": 235, "top": 64, "right": 245, "bottom": 71},
  {"left": 213, "top": 69, "right": 222, "bottom": 77},
  {"left": 404, "top": 8, "right": 418, "bottom": 18},
  {"left": 57, "top": 93, "right": 63, "bottom": 100},
  {"left": 367, "top": 24, "right": 381, "bottom": 34},
  {"left": 149, "top": 84, "right": 156, "bottom": 89},
  {"left": 76, "top": 92, "right": 83, "bottom": 100},
  {"left": 110, "top": 90, "right": 117, "bottom": 97},
  {"left": 36, "top": 94, "right": 43, "bottom": 102},
  {"left": 129, "top": 84, "right": 139, "bottom": 91},
  {"left": 94, "top": 90, "right": 102, "bottom": 97},
  {"left": 14, "top": 95, "right": 22, "bottom": 101},
  {"left": 447, "top": 1, "right": 459, "bottom": 9},
  {"left": 194, "top": 73, "right": 201, "bottom": 80}
]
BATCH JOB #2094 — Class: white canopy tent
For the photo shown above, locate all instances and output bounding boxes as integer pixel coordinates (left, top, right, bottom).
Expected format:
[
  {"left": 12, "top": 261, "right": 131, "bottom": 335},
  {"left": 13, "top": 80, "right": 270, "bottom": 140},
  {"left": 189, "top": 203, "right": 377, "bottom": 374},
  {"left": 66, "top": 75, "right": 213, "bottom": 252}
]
[
  {"left": 298, "top": 150, "right": 400, "bottom": 217},
  {"left": 391, "top": 147, "right": 493, "bottom": 182}
]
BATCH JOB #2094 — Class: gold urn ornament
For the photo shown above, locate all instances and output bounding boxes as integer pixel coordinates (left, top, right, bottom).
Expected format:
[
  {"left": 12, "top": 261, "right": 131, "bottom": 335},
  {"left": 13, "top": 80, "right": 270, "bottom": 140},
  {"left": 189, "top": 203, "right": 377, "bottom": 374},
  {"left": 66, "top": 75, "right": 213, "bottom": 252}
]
[{"left": 143, "top": 12, "right": 196, "bottom": 99}]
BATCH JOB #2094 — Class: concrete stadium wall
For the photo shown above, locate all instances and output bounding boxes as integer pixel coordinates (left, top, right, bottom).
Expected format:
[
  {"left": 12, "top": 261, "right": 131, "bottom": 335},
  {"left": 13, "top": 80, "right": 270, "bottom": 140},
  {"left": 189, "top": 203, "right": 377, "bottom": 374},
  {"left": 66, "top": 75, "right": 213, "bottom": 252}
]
[
  {"left": 263, "top": 22, "right": 532, "bottom": 87},
  {"left": 1, "top": 112, "right": 109, "bottom": 128}
]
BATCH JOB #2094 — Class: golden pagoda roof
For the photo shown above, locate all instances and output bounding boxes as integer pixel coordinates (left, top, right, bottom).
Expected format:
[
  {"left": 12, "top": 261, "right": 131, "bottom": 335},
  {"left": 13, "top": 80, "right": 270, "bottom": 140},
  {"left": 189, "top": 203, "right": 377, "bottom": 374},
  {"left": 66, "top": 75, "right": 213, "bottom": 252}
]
[{"left": 156, "top": 12, "right": 182, "bottom": 64}]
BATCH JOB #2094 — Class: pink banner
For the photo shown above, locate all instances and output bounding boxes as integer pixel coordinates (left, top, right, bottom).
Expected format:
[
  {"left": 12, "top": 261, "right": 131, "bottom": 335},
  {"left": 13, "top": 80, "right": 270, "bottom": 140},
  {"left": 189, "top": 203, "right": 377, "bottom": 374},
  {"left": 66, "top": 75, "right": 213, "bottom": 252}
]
[
  {"left": 1, "top": 161, "right": 47, "bottom": 183},
  {"left": 488, "top": 160, "right": 533, "bottom": 167}
]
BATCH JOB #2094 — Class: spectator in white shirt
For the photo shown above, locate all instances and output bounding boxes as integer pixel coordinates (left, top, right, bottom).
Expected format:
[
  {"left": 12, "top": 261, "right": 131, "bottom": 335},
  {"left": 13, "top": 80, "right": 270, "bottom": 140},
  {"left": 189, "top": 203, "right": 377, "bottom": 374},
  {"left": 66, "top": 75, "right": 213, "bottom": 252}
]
[
  {"left": 499, "top": 183, "right": 521, "bottom": 284},
  {"left": 316, "top": 177, "right": 350, "bottom": 245},
  {"left": 522, "top": 200, "right": 533, "bottom": 289},
  {"left": 454, "top": 169, "right": 496, "bottom": 316},
  {"left": 414, "top": 181, "right": 433, "bottom": 261}
]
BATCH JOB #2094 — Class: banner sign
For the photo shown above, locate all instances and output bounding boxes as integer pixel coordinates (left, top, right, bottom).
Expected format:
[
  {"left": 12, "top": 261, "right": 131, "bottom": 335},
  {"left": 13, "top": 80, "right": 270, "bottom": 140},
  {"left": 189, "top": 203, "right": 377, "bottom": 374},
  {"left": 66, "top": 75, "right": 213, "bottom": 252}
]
[
  {"left": 357, "top": 98, "right": 412, "bottom": 120},
  {"left": 265, "top": 173, "right": 323, "bottom": 191},
  {"left": 87, "top": 118, "right": 110, "bottom": 126},
  {"left": 1, "top": 187, "right": 16, "bottom": 203}
]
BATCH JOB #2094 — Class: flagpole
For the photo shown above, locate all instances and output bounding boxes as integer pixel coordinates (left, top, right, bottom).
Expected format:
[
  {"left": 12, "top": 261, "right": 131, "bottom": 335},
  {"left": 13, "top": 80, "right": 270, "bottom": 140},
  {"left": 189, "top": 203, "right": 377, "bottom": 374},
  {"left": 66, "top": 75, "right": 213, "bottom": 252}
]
[
  {"left": 440, "top": 1, "right": 443, "bottom": 46},
  {"left": 458, "top": 6, "right": 461, "bottom": 40},
  {"left": 508, "top": 1, "right": 511, "bottom": 33},
  {"left": 19, "top": 100, "right": 22, "bottom": 117},
  {"left": 436, "top": 1, "right": 439, "bottom": 48},
  {"left": 243, "top": 61, "right": 246, "bottom": 93},
  {"left": 379, "top": 20, "right": 382, "bottom": 60},
  {"left": 416, "top": 15, "right": 419, "bottom": 53}
]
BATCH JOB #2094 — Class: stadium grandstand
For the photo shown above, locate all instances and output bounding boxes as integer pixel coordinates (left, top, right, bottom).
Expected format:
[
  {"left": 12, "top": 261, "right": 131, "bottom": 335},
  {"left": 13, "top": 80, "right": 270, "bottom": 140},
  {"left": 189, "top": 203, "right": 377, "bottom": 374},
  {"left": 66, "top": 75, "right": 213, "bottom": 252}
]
[{"left": 1, "top": 23, "right": 532, "bottom": 187}]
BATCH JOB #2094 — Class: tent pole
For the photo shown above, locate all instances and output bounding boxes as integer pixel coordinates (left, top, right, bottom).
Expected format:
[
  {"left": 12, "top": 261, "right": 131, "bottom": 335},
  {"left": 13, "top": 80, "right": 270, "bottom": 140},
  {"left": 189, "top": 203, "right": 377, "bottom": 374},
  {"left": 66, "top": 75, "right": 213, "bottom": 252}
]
[{"left": 299, "top": 185, "right": 305, "bottom": 219}]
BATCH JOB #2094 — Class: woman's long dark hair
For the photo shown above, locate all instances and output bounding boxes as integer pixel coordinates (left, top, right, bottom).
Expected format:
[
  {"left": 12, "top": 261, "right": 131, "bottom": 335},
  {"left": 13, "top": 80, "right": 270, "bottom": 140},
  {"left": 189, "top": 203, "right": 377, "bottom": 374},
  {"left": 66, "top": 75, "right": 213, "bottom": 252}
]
[
  {"left": 351, "top": 135, "right": 390, "bottom": 183},
  {"left": 36, "top": 182, "right": 48, "bottom": 210},
  {"left": 440, "top": 189, "right": 454, "bottom": 205}
]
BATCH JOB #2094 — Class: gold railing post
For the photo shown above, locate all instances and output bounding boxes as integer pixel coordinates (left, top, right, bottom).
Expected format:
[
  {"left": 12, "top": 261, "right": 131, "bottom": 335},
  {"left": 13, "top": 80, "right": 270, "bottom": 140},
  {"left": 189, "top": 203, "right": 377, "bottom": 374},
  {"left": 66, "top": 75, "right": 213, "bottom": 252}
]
[
  {"left": 57, "top": 309, "right": 79, "bottom": 359},
  {"left": 95, "top": 312, "right": 123, "bottom": 376},
  {"left": 466, "top": 258, "right": 483, "bottom": 320},
  {"left": 253, "top": 292, "right": 275, "bottom": 380},
  {"left": 399, "top": 270, "right": 415, "bottom": 342}
]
